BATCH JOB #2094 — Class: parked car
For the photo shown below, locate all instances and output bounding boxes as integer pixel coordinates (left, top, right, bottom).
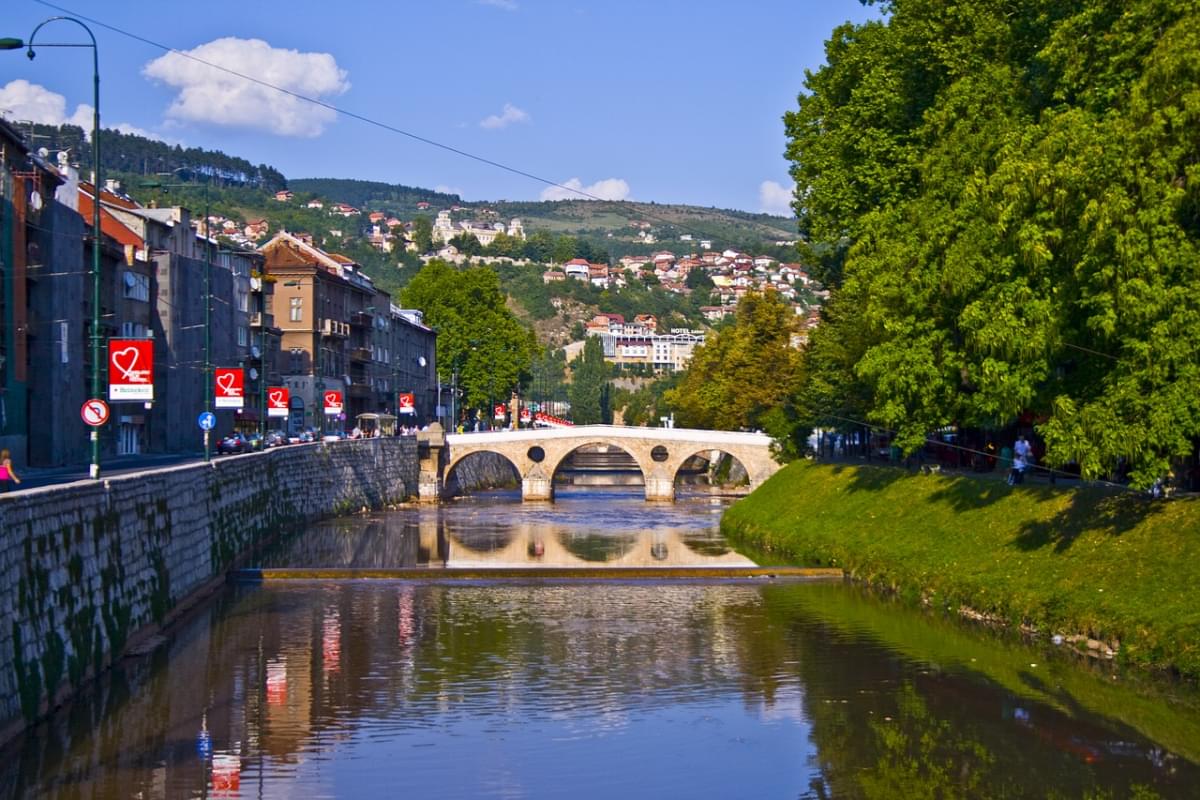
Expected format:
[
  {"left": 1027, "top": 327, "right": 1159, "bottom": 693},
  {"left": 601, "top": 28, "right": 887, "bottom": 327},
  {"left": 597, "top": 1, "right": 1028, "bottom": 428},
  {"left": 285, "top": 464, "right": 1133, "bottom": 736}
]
[
  {"left": 263, "top": 431, "right": 288, "bottom": 448},
  {"left": 216, "top": 433, "right": 249, "bottom": 455}
]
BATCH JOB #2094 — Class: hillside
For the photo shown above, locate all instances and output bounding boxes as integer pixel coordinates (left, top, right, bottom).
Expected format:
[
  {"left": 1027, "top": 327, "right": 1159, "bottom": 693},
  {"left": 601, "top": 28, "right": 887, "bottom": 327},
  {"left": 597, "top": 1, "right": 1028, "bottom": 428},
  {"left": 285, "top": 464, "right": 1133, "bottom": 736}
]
[{"left": 288, "top": 178, "right": 797, "bottom": 258}]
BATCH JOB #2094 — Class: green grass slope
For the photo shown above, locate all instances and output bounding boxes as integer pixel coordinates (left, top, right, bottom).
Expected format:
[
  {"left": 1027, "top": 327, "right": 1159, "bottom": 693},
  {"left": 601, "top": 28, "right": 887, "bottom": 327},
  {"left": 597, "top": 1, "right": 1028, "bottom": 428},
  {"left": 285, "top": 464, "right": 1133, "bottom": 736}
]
[{"left": 721, "top": 461, "right": 1200, "bottom": 677}]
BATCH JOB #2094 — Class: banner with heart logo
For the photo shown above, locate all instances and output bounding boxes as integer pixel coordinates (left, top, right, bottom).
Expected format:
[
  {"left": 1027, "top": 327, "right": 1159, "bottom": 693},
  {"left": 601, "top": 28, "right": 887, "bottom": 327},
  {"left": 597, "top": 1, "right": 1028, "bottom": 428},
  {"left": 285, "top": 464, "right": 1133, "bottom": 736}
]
[
  {"left": 324, "top": 390, "right": 343, "bottom": 416},
  {"left": 267, "top": 386, "right": 289, "bottom": 418},
  {"left": 214, "top": 367, "right": 245, "bottom": 409},
  {"left": 397, "top": 392, "right": 416, "bottom": 415},
  {"left": 108, "top": 338, "right": 154, "bottom": 401}
]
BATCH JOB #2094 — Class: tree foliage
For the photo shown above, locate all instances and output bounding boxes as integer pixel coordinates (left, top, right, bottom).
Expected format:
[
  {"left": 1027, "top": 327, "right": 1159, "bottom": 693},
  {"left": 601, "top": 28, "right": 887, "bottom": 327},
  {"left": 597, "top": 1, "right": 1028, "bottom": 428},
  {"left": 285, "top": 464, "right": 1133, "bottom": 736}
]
[
  {"left": 664, "top": 290, "right": 803, "bottom": 436},
  {"left": 786, "top": 0, "right": 1200, "bottom": 486},
  {"left": 568, "top": 337, "right": 612, "bottom": 424},
  {"left": 399, "top": 260, "right": 537, "bottom": 412}
]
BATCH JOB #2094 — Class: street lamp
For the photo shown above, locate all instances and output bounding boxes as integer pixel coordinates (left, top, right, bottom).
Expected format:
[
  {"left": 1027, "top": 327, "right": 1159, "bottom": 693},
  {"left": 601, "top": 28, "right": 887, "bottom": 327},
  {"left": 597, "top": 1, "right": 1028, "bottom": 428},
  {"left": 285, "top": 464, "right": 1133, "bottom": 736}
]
[
  {"left": 142, "top": 174, "right": 213, "bottom": 461},
  {"left": 3, "top": 17, "right": 103, "bottom": 477}
]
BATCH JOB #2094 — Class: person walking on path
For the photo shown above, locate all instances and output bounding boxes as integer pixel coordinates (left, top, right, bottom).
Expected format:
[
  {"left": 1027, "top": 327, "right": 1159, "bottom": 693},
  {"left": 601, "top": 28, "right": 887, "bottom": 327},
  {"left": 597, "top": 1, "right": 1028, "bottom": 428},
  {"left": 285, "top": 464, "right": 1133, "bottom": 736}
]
[
  {"left": 1008, "top": 435, "right": 1032, "bottom": 485},
  {"left": 0, "top": 449, "right": 20, "bottom": 493}
]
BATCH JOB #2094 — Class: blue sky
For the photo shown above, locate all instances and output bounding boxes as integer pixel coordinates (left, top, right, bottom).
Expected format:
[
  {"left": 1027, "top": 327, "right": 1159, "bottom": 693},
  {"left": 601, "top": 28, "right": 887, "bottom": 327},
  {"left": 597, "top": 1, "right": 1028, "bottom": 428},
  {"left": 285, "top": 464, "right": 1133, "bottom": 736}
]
[{"left": 2, "top": 0, "right": 878, "bottom": 213}]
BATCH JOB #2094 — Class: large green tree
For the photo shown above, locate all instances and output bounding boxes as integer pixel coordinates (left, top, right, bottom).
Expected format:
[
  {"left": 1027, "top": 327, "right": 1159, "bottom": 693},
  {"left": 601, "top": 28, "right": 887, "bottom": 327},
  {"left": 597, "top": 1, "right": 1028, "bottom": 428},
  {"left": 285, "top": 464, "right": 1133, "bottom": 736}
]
[
  {"left": 664, "top": 289, "right": 803, "bottom": 437},
  {"left": 786, "top": 0, "right": 1200, "bottom": 487},
  {"left": 400, "top": 260, "right": 537, "bottom": 413}
]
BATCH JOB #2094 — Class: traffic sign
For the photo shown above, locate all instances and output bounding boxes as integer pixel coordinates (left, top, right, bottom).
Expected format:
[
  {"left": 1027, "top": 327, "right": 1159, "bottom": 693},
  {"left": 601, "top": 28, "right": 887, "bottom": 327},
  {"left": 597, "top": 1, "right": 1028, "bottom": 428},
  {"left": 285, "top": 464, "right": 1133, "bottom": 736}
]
[
  {"left": 198, "top": 411, "right": 216, "bottom": 431},
  {"left": 81, "top": 398, "right": 110, "bottom": 427}
]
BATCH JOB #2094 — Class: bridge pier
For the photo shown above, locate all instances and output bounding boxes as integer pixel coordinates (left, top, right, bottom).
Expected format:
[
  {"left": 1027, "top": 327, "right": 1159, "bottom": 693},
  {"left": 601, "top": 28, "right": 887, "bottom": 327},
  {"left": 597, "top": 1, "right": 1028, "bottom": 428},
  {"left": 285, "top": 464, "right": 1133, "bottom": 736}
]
[
  {"left": 416, "top": 423, "right": 447, "bottom": 503},
  {"left": 522, "top": 465, "right": 554, "bottom": 501},
  {"left": 643, "top": 475, "right": 675, "bottom": 502}
]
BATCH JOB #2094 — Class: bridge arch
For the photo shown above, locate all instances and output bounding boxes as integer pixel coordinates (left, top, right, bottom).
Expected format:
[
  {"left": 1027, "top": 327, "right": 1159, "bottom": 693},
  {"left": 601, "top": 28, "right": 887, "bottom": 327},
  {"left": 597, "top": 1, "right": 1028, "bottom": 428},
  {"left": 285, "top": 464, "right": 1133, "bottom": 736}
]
[
  {"left": 443, "top": 449, "right": 522, "bottom": 497},
  {"left": 668, "top": 446, "right": 753, "bottom": 495},
  {"left": 544, "top": 439, "right": 654, "bottom": 495}
]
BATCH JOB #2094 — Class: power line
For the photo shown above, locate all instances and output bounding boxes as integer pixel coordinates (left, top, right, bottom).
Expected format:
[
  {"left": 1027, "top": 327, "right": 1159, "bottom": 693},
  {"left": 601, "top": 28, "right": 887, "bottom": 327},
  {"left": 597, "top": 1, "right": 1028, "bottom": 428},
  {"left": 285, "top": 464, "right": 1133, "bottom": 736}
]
[{"left": 31, "top": 0, "right": 788, "bottom": 254}]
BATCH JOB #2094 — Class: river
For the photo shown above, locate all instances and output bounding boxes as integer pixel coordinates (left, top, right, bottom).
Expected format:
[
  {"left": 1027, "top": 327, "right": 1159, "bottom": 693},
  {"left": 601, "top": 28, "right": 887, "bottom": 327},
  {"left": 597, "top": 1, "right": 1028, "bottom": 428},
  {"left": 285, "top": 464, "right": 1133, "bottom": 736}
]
[{"left": 3, "top": 489, "right": 1197, "bottom": 798}]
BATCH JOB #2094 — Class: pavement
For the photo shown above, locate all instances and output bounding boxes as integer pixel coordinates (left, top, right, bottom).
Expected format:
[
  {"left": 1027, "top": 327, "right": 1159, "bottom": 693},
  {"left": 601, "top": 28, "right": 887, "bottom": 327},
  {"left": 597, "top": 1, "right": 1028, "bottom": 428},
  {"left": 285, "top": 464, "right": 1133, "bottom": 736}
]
[{"left": 12, "top": 452, "right": 211, "bottom": 490}]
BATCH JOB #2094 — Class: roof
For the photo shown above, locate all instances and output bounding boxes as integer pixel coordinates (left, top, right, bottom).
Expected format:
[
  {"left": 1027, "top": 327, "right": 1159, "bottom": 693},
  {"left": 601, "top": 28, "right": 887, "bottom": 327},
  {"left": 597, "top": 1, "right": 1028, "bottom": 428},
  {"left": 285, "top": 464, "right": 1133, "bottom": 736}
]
[{"left": 77, "top": 189, "right": 145, "bottom": 248}]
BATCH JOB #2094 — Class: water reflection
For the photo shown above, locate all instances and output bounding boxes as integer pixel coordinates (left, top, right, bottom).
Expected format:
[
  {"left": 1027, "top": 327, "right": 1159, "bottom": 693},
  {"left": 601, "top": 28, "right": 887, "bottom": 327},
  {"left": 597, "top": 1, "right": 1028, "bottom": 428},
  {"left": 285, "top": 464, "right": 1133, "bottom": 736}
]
[
  {"left": 261, "top": 489, "right": 752, "bottom": 569},
  {"left": 4, "top": 495, "right": 1198, "bottom": 799}
]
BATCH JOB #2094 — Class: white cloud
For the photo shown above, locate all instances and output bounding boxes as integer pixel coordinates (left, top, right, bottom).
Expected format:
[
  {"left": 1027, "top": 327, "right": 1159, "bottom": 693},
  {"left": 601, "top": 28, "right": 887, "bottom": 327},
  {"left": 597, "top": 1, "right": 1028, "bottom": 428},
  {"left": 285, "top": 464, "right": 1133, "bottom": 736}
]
[
  {"left": 759, "top": 180, "right": 795, "bottom": 216},
  {"left": 0, "top": 79, "right": 89, "bottom": 128},
  {"left": 479, "top": 103, "right": 529, "bottom": 130},
  {"left": 541, "top": 177, "right": 631, "bottom": 202},
  {"left": 0, "top": 80, "right": 169, "bottom": 142},
  {"left": 479, "top": 0, "right": 518, "bottom": 10},
  {"left": 143, "top": 37, "right": 349, "bottom": 137}
]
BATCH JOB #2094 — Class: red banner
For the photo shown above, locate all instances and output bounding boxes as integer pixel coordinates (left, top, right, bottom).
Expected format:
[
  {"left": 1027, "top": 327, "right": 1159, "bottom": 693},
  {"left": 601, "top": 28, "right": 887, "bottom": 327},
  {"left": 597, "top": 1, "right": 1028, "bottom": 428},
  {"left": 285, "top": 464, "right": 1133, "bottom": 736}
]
[
  {"left": 267, "top": 386, "right": 289, "bottom": 417},
  {"left": 108, "top": 338, "right": 154, "bottom": 401},
  {"left": 324, "top": 390, "right": 343, "bottom": 416},
  {"left": 397, "top": 392, "right": 415, "bottom": 415},
  {"left": 494, "top": 403, "right": 506, "bottom": 420},
  {"left": 214, "top": 368, "right": 245, "bottom": 409}
]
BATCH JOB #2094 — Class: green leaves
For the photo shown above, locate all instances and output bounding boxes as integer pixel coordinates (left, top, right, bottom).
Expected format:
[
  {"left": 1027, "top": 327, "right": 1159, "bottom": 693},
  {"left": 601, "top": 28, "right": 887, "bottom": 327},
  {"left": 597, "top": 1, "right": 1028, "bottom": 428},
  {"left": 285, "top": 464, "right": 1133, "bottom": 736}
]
[
  {"left": 787, "top": 0, "right": 1200, "bottom": 487},
  {"left": 400, "top": 260, "right": 537, "bottom": 412}
]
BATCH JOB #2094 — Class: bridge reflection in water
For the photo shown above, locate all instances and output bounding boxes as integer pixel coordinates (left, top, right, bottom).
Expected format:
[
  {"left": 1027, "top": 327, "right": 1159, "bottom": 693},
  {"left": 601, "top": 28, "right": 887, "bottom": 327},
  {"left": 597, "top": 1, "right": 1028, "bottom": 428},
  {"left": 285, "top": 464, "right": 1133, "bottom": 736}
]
[{"left": 262, "top": 490, "right": 753, "bottom": 570}]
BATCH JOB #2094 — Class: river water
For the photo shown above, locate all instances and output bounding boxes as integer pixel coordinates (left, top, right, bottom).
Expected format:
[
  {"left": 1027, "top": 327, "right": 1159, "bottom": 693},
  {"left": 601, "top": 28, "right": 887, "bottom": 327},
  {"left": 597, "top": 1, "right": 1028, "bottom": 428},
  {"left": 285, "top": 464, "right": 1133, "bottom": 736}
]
[{"left": 4, "top": 489, "right": 1198, "bottom": 799}]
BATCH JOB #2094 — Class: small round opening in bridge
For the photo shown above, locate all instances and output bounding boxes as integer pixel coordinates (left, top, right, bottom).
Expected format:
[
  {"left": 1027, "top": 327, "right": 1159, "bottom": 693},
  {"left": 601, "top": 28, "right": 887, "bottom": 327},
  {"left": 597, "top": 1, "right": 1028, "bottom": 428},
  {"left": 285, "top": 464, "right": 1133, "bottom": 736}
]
[
  {"left": 527, "top": 445, "right": 545, "bottom": 463},
  {"left": 651, "top": 445, "right": 670, "bottom": 462}
]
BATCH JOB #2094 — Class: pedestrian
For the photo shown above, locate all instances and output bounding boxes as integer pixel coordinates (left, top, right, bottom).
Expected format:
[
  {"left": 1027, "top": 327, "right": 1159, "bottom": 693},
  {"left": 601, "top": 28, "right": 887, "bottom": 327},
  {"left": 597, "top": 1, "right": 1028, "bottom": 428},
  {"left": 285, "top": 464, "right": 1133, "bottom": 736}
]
[
  {"left": 1007, "top": 451, "right": 1027, "bottom": 485},
  {"left": 0, "top": 449, "right": 20, "bottom": 493}
]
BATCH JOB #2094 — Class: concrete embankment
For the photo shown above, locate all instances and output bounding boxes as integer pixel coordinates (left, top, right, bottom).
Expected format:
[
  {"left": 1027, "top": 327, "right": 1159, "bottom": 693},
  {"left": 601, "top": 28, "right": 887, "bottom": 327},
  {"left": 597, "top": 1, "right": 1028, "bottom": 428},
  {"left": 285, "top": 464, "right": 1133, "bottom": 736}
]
[
  {"left": 0, "top": 437, "right": 416, "bottom": 746},
  {"left": 721, "top": 460, "right": 1200, "bottom": 679}
]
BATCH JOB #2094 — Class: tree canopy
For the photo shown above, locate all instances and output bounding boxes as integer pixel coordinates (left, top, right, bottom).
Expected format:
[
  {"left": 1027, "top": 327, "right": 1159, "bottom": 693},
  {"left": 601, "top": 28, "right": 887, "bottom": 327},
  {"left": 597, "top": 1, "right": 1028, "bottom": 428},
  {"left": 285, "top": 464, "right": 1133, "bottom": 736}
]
[
  {"left": 399, "top": 260, "right": 537, "bottom": 412},
  {"left": 568, "top": 336, "right": 612, "bottom": 424},
  {"left": 664, "top": 289, "right": 803, "bottom": 438},
  {"left": 785, "top": 0, "right": 1200, "bottom": 487}
]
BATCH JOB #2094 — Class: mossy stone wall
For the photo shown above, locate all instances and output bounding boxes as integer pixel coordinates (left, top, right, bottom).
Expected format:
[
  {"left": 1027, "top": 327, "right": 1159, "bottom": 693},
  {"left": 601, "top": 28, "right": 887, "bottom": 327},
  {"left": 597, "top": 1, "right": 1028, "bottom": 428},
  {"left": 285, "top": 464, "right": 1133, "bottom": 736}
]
[{"left": 0, "top": 437, "right": 416, "bottom": 743}]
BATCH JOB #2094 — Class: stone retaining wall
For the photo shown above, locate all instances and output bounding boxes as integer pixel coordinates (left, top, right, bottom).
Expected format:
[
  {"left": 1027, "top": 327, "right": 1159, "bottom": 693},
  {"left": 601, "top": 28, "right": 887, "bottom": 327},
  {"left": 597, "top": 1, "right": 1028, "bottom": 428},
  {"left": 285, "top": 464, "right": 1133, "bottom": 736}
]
[{"left": 0, "top": 437, "right": 417, "bottom": 745}]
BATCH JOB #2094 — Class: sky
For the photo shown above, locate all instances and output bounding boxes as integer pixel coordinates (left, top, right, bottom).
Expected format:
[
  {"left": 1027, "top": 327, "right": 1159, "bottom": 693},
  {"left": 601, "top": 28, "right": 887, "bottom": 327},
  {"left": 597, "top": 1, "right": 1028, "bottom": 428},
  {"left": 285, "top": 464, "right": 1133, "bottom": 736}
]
[{"left": 1, "top": 0, "right": 879, "bottom": 214}]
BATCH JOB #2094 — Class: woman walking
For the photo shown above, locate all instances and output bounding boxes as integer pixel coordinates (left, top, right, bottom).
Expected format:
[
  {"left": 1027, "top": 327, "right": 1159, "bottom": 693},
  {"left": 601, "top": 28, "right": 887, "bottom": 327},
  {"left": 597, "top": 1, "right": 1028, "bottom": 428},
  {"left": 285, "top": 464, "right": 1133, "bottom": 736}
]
[{"left": 0, "top": 449, "right": 20, "bottom": 492}]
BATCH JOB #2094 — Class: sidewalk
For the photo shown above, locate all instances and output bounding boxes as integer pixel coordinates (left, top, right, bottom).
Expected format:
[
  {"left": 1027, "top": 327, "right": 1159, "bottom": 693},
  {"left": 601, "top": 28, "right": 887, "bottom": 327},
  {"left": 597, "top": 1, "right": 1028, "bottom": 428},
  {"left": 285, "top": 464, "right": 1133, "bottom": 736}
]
[{"left": 12, "top": 451, "right": 208, "bottom": 490}]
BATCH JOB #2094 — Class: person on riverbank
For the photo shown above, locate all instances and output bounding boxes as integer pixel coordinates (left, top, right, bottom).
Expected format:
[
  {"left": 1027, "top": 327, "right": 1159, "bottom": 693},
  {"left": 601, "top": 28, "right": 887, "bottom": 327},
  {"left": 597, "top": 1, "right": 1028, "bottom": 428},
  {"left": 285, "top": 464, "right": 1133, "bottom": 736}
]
[
  {"left": 0, "top": 449, "right": 20, "bottom": 492},
  {"left": 1007, "top": 450, "right": 1027, "bottom": 485}
]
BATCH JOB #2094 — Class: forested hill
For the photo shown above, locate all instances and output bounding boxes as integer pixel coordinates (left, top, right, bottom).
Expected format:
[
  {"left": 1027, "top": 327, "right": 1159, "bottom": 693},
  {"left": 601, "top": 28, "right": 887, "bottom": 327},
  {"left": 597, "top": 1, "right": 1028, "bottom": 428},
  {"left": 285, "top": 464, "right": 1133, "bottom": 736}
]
[
  {"left": 21, "top": 123, "right": 286, "bottom": 190},
  {"left": 288, "top": 178, "right": 460, "bottom": 211}
]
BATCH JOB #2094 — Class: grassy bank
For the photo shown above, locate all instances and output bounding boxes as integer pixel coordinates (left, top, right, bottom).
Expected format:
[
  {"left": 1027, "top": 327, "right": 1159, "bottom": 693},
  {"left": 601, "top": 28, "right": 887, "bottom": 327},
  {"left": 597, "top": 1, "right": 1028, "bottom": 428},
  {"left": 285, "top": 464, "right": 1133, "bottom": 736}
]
[{"left": 721, "top": 460, "right": 1200, "bottom": 678}]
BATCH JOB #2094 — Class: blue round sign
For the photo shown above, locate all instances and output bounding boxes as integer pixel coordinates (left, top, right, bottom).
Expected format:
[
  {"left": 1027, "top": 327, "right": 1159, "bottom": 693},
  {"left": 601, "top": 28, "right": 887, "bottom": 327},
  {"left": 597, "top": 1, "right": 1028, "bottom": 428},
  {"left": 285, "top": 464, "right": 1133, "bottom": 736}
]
[{"left": 198, "top": 411, "right": 216, "bottom": 431}]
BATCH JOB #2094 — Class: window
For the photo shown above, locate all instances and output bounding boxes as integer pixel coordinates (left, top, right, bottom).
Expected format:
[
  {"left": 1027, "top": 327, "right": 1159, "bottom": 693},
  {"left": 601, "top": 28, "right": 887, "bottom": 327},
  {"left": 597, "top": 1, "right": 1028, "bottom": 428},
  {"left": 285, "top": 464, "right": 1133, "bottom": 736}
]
[
  {"left": 237, "top": 326, "right": 249, "bottom": 347},
  {"left": 290, "top": 348, "right": 304, "bottom": 373},
  {"left": 290, "top": 297, "right": 302, "bottom": 322},
  {"left": 236, "top": 286, "right": 249, "bottom": 313},
  {"left": 122, "top": 271, "right": 150, "bottom": 302}
]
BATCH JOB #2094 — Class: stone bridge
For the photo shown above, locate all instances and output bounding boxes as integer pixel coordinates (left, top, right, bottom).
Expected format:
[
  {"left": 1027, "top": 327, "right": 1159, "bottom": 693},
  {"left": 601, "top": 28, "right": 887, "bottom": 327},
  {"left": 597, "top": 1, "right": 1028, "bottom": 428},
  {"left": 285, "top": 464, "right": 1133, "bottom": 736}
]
[{"left": 417, "top": 424, "right": 781, "bottom": 502}]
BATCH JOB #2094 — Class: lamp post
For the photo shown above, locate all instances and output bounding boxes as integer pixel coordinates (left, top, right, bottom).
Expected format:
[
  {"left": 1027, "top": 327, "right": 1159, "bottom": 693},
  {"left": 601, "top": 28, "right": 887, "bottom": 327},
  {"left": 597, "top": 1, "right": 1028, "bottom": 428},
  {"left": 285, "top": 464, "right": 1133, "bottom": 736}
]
[
  {"left": 142, "top": 175, "right": 212, "bottom": 461},
  {"left": 3, "top": 17, "right": 102, "bottom": 477}
]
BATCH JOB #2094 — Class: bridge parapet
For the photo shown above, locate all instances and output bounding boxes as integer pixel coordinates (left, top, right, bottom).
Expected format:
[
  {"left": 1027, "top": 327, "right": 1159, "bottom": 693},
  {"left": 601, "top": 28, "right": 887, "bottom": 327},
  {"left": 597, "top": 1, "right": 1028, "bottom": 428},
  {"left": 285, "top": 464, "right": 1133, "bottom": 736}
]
[{"left": 442, "top": 425, "right": 780, "bottom": 502}]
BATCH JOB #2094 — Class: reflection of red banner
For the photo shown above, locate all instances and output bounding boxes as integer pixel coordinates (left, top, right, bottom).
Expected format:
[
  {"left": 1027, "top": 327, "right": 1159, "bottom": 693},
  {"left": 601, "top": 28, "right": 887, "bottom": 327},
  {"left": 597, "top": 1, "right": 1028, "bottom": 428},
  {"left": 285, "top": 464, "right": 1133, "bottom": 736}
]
[
  {"left": 323, "top": 390, "right": 343, "bottom": 415},
  {"left": 266, "top": 659, "right": 287, "bottom": 706},
  {"left": 211, "top": 753, "right": 241, "bottom": 794},
  {"left": 397, "top": 392, "right": 415, "bottom": 415},
  {"left": 494, "top": 403, "right": 506, "bottom": 420},
  {"left": 267, "top": 386, "right": 289, "bottom": 417},
  {"left": 520, "top": 408, "right": 532, "bottom": 422},
  {"left": 323, "top": 611, "right": 341, "bottom": 674},
  {"left": 214, "top": 368, "right": 244, "bottom": 409},
  {"left": 108, "top": 338, "right": 154, "bottom": 401}
]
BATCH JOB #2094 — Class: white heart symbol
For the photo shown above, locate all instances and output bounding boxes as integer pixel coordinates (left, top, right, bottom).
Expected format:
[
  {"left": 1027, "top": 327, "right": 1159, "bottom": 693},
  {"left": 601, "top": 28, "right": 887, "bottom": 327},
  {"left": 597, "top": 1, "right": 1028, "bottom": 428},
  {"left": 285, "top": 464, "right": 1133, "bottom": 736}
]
[
  {"left": 111, "top": 346, "right": 141, "bottom": 380},
  {"left": 217, "top": 373, "right": 236, "bottom": 394},
  {"left": 269, "top": 390, "right": 284, "bottom": 405},
  {"left": 325, "top": 392, "right": 338, "bottom": 405}
]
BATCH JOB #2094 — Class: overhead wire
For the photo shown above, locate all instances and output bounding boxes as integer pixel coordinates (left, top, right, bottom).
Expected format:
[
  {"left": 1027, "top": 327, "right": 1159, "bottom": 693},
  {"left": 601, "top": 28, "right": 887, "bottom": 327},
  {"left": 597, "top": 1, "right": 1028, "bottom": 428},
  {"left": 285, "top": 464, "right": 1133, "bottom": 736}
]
[{"left": 30, "top": 0, "right": 788, "bottom": 254}]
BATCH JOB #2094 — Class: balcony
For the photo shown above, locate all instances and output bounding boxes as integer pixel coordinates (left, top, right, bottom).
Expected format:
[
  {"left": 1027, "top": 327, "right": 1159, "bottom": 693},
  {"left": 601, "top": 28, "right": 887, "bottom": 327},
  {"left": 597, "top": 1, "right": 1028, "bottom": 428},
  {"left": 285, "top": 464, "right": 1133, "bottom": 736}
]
[
  {"left": 350, "top": 310, "right": 374, "bottom": 328},
  {"left": 249, "top": 311, "right": 276, "bottom": 329},
  {"left": 320, "top": 319, "right": 350, "bottom": 338},
  {"left": 349, "top": 346, "right": 373, "bottom": 363},
  {"left": 347, "top": 383, "right": 373, "bottom": 399}
]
